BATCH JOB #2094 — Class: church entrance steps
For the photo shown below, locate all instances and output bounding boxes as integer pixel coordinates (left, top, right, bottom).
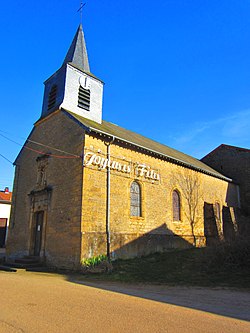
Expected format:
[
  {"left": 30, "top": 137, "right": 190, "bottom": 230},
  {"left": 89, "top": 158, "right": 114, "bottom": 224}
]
[
  {"left": 15, "top": 256, "right": 41, "bottom": 264},
  {"left": 3, "top": 256, "right": 45, "bottom": 270}
]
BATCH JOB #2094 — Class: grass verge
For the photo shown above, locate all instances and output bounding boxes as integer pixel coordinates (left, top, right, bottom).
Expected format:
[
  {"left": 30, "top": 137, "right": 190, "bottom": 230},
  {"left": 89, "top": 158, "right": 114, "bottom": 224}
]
[{"left": 80, "top": 239, "right": 250, "bottom": 289}]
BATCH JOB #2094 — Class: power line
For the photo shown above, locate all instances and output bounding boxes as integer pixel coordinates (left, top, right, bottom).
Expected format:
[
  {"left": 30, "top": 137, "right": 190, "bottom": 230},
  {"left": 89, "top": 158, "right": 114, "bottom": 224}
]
[
  {"left": 0, "top": 132, "right": 81, "bottom": 159},
  {"left": 23, "top": 145, "right": 81, "bottom": 159},
  {"left": 0, "top": 132, "right": 23, "bottom": 147},
  {"left": 26, "top": 138, "right": 80, "bottom": 158},
  {"left": 0, "top": 153, "right": 13, "bottom": 165}
]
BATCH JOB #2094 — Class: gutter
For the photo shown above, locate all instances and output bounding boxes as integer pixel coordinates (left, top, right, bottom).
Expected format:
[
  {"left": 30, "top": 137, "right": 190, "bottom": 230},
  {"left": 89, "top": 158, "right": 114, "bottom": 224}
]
[
  {"left": 62, "top": 109, "right": 232, "bottom": 183},
  {"left": 87, "top": 127, "right": 233, "bottom": 183},
  {"left": 0, "top": 200, "right": 12, "bottom": 205}
]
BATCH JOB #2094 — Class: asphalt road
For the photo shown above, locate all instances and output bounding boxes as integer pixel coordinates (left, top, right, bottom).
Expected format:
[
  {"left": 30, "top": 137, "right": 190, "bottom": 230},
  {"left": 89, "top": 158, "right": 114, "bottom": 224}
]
[{"left": 0, "top": 270, "right": 249, "bottom": 333}]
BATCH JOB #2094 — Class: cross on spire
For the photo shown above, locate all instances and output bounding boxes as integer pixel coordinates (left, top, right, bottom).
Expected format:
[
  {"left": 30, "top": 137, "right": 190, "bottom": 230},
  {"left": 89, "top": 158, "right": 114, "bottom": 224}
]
[{"left": 77, "top": 2, "right": 86, "bottom": 24}]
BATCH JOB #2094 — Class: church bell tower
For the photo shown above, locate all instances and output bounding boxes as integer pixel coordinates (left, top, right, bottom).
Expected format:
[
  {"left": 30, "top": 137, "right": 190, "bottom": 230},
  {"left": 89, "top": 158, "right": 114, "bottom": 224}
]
[{"left": 41, "top": 24, "right": 104, "bottom": 124}]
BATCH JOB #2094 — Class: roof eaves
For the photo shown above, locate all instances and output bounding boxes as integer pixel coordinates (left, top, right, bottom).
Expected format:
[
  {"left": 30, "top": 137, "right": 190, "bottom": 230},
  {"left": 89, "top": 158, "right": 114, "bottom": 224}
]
[
  {"left": 67, "top": 63, "right": 104, "bottom": 84},
  {"left": 61, "top": 110, "right": 232, "bottom": 182},
  {"left": 44, "top": 64, "right": 66, "bottom": 84},
  {"left": 0, "top": 200, "right": 12, "bottom": 204},
  {"left": 221, "top": 144, "right": 250, "bottom": 152},
  {"left": 14, "top": 127, "right": 36, "bottom": 166},
  {"left": 87, "top": 126, "right": 232, "bottom": 182},
  {"left": 202, "top": 144, "right": 224, "bottom": 160},
  {"left": 202, "top": 144, "right": 250, "bottom": 160}
]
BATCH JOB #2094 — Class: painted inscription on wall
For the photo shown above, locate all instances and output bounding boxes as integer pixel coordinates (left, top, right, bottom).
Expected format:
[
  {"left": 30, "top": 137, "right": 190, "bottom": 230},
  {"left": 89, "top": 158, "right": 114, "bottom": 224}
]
[
  {"left": 84, "top": 152, "right": 131, "bottom": 174},
  {"left": 84, "top": 152, "right": 160, "bottom": 181},
  {"left": 135, "top": 164, "right": 160, "bottom": 181}
]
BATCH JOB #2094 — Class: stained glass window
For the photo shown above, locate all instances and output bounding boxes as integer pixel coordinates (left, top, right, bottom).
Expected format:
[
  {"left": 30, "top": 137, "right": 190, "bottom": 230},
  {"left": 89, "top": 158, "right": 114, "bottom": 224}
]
[
  {"left": 173, "top": 190, "right": 181, "bottom": 221},
  {"left": 130, "top": 181, "right": 141, "bottom": 217}
]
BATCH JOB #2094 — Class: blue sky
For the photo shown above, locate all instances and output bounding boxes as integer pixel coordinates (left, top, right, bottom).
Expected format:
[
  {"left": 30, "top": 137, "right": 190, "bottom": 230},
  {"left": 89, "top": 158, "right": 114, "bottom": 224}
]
[{"left": 1, "top": 0, "right": 250, "bottom": 190}]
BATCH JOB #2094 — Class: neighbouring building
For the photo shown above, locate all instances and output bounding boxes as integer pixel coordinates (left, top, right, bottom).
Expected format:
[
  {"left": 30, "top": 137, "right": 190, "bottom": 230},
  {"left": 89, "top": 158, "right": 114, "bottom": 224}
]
[
  {"left": 7, "top": 25, "right": 241, "bottom": 269},
  {"left": 0, "top": 187, "right": 12, "bottom": 248},
  {"left": 202, "top": 144, "right": 250, "bottom": 234}
]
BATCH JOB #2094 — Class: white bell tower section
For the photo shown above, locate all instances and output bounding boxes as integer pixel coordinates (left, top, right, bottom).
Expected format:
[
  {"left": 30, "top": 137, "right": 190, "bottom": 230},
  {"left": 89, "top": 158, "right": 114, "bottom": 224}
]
[
  {"left": 61, "top": 64, "right": 103, "bottom": 124},
  {"left": 41, "top": 24, "right": 104, "bottom": 124}
]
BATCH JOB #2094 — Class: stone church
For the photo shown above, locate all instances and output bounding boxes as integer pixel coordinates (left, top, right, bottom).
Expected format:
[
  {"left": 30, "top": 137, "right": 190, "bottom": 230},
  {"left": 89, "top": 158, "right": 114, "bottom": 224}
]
[{"left": 7, "top": 25, "right": 240, "bottom": 269}]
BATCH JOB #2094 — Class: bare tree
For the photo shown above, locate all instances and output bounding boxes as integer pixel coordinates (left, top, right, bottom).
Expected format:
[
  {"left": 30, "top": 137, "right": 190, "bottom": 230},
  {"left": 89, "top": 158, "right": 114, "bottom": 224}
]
[{"left": 171, "top": 169, "right": 202, "bottom": 246}]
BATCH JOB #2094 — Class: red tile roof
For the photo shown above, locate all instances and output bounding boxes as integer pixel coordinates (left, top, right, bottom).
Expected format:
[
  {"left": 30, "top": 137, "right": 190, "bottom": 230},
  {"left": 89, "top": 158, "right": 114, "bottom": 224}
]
[{"left": 0, "top": 190, "right": 12, "bottom": 202}]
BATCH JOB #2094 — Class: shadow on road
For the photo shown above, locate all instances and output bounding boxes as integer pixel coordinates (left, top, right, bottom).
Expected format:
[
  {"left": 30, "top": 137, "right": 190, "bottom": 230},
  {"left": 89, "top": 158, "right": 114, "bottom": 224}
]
[
  {"left": 66, "top": 275, "right": 250, "bottom": 322},
  {"left": 2, "top": 264, "right": 249, "bottom": 323}
]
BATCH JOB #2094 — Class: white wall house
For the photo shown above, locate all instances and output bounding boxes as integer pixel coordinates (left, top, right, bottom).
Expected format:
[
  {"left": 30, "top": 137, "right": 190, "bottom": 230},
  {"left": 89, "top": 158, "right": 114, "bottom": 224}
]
[{"left": 0, "top": 188, "right": 12, "bottom": 248}]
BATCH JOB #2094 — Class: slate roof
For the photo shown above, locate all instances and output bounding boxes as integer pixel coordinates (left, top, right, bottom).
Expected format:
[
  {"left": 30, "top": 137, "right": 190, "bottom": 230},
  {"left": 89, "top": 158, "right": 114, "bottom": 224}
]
[
  {"left": 63, "top": 24, "right": 90, "bottom": 73},
  {"left": 63, "top": 109, "right": 232, "bottom": 182}
]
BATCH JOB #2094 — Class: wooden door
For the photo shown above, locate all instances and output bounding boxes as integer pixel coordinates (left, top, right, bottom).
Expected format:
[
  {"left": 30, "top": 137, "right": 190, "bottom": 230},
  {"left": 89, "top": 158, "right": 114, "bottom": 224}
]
[{"left": 34, "top": 211, "right": 44, "bottom": 256}]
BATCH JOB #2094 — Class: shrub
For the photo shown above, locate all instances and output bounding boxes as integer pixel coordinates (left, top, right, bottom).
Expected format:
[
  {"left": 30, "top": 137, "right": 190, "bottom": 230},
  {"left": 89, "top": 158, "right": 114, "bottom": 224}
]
[
  {"left": 205, "top": 236, "right": 250, "bottom": 271},
  {"left": 81, "top": 254, "right": 108, "bottom": 268}
]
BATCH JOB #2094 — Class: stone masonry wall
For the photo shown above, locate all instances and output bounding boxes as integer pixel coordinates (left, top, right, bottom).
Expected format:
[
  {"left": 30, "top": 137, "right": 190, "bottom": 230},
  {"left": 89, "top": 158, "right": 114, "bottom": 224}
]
[
  {"left": 7, "top": 111, "right": 84, "bottom": 269},
  {"left": 7, "top": 119, "right": 242, "bottom": 269},
  {"left": 81, "top": 134, "right": 240, "bottom": 260},
  {"left": 202, "top": 145, "right": 250, "bottom": 217}
]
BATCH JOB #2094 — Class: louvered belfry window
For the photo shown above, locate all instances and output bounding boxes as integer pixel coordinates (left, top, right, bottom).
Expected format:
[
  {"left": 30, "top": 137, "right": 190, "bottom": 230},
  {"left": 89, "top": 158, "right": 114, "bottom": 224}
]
[
  {"left": 78, "top": 86, "right": 90, "bottom": 111},
  {"left": 173, "top": 190, "right": 181, "bottom": 221},
  {"left": 130, "top": 181, "right": 141, "bottom": 217},
  {"left": 48, "top": 85, "right": 57, "bottom": 110}
]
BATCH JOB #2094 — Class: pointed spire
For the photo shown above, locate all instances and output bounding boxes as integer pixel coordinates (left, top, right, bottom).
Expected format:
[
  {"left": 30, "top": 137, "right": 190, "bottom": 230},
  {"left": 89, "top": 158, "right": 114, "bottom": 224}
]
[{"left": 63, "top": 24, "right": 90, "bottom": 73}]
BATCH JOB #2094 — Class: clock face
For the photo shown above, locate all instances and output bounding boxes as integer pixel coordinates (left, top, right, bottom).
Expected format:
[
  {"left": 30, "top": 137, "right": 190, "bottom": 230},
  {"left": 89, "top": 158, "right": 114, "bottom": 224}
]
[{"left": 79, "top": 75, "right": 91, "bottom": 89}]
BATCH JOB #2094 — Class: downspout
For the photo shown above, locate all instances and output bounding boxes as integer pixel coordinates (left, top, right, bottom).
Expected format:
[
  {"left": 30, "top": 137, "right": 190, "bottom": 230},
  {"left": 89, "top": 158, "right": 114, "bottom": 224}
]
[
  {"left": 80, "top": 133, "right": 86, "bottom": 266},
  {"left": 105, "top": 136, "right": 115, "bottom": 261}
]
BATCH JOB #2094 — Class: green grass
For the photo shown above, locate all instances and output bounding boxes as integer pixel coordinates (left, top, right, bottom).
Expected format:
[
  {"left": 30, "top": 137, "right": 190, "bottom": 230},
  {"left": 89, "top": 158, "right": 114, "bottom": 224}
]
[{"left": 80, "top": 239, "right": 250, "bottom": 289}]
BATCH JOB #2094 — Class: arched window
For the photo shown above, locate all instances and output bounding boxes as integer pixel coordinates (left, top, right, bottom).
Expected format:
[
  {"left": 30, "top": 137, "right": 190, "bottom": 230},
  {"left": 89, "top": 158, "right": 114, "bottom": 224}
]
[
  {"left": 172, "top": 190, "right": 181, "bottom": 221},
  {"left": 130, "top": 181, "right": 141, "bottom": 217}
]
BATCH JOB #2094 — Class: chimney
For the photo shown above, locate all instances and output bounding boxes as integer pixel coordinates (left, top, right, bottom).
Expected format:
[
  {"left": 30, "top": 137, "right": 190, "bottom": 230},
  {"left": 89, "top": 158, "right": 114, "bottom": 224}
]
[{"left": 4, "top": 187, "right": 9, "bottom": 194}]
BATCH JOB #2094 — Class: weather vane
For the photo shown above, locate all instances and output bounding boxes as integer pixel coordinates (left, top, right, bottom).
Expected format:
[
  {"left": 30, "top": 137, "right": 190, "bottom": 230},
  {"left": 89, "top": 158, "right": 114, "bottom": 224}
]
[{"left": 77, "top": 1, "right": 86, "bottom": 24}]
